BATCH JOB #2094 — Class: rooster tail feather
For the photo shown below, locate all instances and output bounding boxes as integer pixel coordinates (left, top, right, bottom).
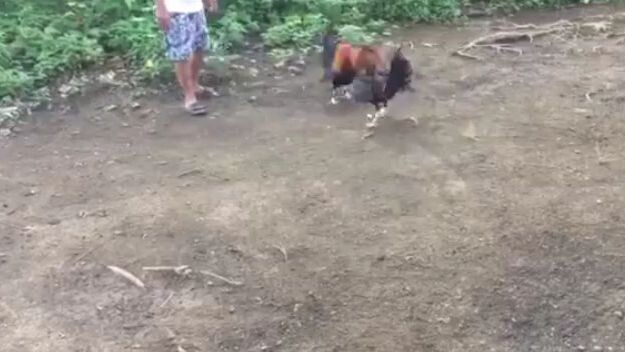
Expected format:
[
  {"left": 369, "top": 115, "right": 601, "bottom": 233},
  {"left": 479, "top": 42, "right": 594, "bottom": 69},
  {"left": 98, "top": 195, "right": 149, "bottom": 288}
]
[{"left": 384, "top": 48, "right": 414, "bottom": 100}]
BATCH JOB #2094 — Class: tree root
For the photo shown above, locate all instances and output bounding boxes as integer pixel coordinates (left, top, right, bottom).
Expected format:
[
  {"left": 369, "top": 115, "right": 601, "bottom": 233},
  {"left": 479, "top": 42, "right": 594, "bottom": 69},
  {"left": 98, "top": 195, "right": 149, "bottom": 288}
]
[
  {"left": 454, "top": 26, "right": 566, "bottom": 60},
  {"left": 453, "top": 17, "right": 617, "bottom": 60}
]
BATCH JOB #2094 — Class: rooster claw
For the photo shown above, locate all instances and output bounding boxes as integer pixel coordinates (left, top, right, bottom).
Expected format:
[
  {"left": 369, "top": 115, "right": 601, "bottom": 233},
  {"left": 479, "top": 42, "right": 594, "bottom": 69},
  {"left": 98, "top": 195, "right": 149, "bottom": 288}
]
[{"left": 375, "top": 108, "right": 387, "bottom": 119}]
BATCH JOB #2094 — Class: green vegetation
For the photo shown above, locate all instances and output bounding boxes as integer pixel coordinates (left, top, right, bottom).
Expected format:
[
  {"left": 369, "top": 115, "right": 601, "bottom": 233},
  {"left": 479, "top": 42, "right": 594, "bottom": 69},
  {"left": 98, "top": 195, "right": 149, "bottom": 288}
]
[{"left": 0, "top": 0, "right": 591, "bottom": 101}]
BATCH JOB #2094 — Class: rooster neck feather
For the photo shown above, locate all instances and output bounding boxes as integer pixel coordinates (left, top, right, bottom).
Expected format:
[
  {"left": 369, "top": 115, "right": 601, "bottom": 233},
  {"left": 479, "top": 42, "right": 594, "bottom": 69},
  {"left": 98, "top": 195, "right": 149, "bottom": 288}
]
[{"left": 332, "top": 43, "right": 356, "bottom": 72}]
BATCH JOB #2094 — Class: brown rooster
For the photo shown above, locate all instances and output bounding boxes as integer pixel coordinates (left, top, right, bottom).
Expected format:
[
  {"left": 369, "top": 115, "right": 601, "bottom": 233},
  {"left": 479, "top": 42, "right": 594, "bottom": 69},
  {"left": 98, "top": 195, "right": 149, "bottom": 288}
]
[{"left": 321, "top": 34, "right": 415, "bottom": 129}]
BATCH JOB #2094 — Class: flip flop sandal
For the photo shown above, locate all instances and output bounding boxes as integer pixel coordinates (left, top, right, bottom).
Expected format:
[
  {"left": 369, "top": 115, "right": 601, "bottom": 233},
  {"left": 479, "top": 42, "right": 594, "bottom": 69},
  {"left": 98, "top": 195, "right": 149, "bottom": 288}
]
[{"left": 185, "top": 102, "right": 207, "bottom": 116}]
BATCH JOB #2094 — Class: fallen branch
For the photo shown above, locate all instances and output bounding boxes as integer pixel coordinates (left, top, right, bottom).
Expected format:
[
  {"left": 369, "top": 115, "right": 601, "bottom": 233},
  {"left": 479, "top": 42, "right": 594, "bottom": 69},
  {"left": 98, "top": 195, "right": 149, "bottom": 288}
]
[
  {"left": 177, "top": 169, "right": 203, "bottom": 178},
  {"left": 491, "top": 22, "right": 540, "bottom": 31},
  {"left": 454, "top": 19, "right": 575, "bottom": 59},
  {"left": 199, "top": 270, "right": 243, "bottom": 286},
  {"left": 453, "top": 50, "right": 481, "bottom": 60},
  {"left": 107, "top": 265, "right": 145, "bottom": 289},
  {"left": 143, "top": 265, "right": 192, "bottom": 276},
  {"left": 474, "top": 44, "right": 524, "bottom": 55}
]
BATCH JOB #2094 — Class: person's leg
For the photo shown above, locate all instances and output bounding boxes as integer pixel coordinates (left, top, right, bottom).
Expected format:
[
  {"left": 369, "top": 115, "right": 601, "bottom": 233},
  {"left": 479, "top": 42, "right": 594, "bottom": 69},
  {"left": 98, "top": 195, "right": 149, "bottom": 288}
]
[
  {"left": 174, "top": 60, "right": 197, "bottom": 108},
  {"left": 165, "top": 13, "right": 205, "bottom": 113},
  {"left": 190, "top": 51, "right": 203, "bottom": 94},
  {"left": 190, "top": 11, "right": 209, "bottom": 95}
]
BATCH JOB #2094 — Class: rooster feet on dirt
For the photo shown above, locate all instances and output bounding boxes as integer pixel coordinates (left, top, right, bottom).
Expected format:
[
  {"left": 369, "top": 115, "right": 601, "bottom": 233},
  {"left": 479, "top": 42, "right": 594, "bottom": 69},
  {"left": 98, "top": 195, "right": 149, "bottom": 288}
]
[
  {"left": 366, "top": 107, "right": 388, "bottom": 129},
  {"left": 329, "top": 87, "right": 353, "bottom": 105}
]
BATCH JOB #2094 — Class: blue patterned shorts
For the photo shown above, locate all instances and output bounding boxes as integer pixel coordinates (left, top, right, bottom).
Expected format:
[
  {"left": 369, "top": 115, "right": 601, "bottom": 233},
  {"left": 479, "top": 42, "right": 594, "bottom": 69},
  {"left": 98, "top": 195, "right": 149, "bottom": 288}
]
[{"left": 165, "top": 11, "right": 209, "bottom": 61}]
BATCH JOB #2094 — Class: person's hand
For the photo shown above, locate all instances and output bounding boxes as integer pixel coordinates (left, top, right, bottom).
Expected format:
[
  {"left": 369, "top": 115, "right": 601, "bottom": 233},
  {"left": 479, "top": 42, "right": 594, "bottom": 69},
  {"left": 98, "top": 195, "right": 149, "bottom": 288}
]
[
  {"left": 206, "top": 0, "right": 219, "bottom": 12},
  {"left": 155, "top": 5, "right": 171, "bottom": 31}
]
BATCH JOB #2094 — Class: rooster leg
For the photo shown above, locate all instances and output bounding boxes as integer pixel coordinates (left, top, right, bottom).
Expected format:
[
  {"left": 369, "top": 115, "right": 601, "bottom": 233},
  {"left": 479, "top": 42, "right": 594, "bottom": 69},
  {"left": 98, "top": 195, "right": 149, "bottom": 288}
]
[
  {"left": 366, "top": 100, "right": 389, "bottom": 129},
  {"left": 343, "top": 86, "right": 353, "bottom": 100},
  {"left": 365, "top": 107, "right": 381, "bottom": 130},
  {"left": 329, "top": 88, "right": 340, "bottom": 105}
]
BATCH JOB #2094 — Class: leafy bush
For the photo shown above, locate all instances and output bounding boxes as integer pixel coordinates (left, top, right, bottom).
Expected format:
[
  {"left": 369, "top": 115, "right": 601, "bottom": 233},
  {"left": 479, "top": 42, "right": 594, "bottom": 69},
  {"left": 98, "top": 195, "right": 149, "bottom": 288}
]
[
  {"left": 263, "top": 14, "right": 328, "bottom": 48},
  {"left": 104, "top": 14, "right": 167, "bottom": 79},
  {"left": 0, "top": 0, "right": 596, "bottom": 101}
]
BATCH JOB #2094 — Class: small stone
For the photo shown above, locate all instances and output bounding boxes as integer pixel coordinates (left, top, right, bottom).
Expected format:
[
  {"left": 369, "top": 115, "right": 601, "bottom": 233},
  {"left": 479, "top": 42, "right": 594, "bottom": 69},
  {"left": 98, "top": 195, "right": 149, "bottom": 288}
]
[
  {"left": 574, "top": 108, "right": 590, "bottom": 114},
  {"left": 593, "top": 346, "right": 603, "bottom": 352},
  {"left": 228, "top": 306, "right": 236, "bottom": 314},
  {"left": 130, "top": 102, "right": 141, "bottom": 110},
  {"left": 103, "top": 104, "right": 118, "bottom": 112},
  {"left": 247, "top": 81, "right": 267, "bottom": 88},
  {"left": 248, "top": 96, "right": 257, "bottom": 103},
  {"left": 614, "top": 310, "right": 623, "bottom": 319},
  {"left": 58, "top": 83, "right": 79, "bottom": 97},
  {"left": 577, "top": 346, "right": 586, "bottom": 352},
  {"left": 0, "top": 129, "right": 11, "bottom": 137},
  {"left": 113, "top": 230, "right": 124, "bottom": 236},
  {"left": 248, "top": 67, "right": 259, "bottom": 77},
  {"left": 596, "top": 199, "right": 603, "bottom": 204},
  {"left": 293, "top": 303, "right": 302, "bottom": 312},
  {"left": 92, "top": 210, "right": 108, "bottom": 218},
  {"left": 273, "top": 60, "right": 286, "bottom": 69},
  {"left": 205, "top": 87, "right": 220, "bottom": 97},
  {"left": 288, "top": 66, "right": 304, "bottom": 75},
  {"left": 24, "top": 189, "right": 38, "bottom": 197},
  {"left": 121, "top": 122, "right": 130, "bottom": 128},
  {"left": 47, "top": 219, "right": 61, "bottom": 226}
]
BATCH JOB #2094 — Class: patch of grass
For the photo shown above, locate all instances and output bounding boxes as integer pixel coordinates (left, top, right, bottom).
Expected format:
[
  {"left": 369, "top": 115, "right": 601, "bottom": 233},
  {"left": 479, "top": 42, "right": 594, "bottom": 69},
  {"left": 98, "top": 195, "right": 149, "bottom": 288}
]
[{"left": 0, "top": 0, "right": 600, "bottom": 102}]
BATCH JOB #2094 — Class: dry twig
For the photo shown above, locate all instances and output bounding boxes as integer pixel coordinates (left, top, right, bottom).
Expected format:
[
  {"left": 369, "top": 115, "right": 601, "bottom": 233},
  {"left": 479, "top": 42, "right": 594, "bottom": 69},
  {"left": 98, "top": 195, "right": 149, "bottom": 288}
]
[
  {"left": 272, "top": 245, "right": 288, "bottom": 262},
  {"left": 454, "top": 20, "right": 575, "bottom": 60},
  {"left": 199, "top": 270, "right": 243, "bottom": 286},
  {"left": 160, "top": 292, "right": 175, "bottom": 308},
  {"left": 107, "top": 265, "right": 145, "bottom": 288},
  {"left": 143, "top": 265, "right": 192, "bottom": 276}
]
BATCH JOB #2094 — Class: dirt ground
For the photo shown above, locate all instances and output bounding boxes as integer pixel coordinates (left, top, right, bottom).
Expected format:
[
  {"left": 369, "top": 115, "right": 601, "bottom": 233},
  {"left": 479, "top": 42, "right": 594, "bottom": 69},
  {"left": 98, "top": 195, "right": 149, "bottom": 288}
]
[{"left": 3, "top": 5, "right": 625, "bottom": 352}]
